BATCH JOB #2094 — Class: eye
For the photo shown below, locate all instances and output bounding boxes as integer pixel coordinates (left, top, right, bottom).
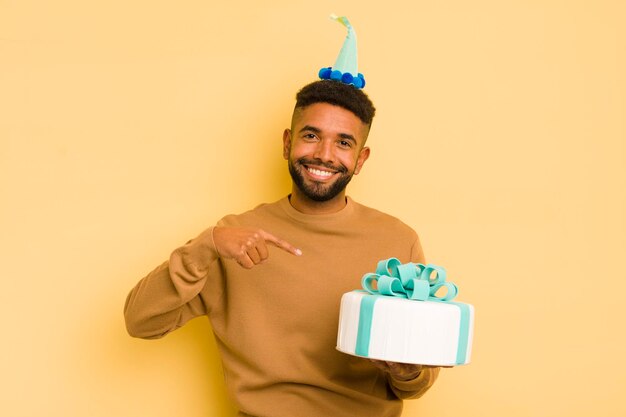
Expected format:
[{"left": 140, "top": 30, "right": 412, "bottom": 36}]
[
  {"left": 303, "top": 133, "right": 318, "bottom": 141},
  {"left": 338, "top": 140, "right": 352, "bottom": 149}
]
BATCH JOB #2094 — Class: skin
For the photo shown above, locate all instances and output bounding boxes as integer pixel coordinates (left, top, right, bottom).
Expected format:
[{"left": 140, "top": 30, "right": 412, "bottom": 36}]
[
  {"left": 211, "top": 101, "right": 442, "bottom": 380},
  {"left": 282, "top": 102, "right": 371, "bottom": 214}
]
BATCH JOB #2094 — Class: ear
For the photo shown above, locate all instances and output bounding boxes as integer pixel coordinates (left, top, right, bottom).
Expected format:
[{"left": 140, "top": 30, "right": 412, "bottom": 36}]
[
  {"left": 354, "top": 146, "right": 370, "bottom": 175},
  {"left": 282, "top": 129, "right": 292, "bottom": 160}
]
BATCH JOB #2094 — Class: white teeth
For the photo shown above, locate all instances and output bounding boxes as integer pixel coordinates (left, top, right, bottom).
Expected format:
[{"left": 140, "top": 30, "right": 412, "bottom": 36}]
[{"left": 307, "top": 167, "right": 333, "bottom": 177}]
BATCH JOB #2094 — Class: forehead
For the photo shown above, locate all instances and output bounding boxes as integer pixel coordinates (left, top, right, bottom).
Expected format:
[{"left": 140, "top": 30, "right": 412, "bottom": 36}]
[{"left": 292, "top": 103, "right": 369, "bottom": 141}]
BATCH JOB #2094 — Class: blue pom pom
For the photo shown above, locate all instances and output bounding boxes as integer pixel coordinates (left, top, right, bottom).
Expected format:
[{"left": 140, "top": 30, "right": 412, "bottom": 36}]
[
  {"left": 318, "top": 67, "right": 332, "bottom": 79},
  {"left": 319, "top": 69, "right": 366, "bottom": 89},
  {"left": 357, "top": 73, "right": 366, "bottom": 88}
]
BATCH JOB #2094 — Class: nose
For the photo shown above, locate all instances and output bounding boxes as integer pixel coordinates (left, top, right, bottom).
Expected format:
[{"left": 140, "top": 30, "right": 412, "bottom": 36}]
[{"left": 312, "top": 138, "right": 334, "bottom": 163}]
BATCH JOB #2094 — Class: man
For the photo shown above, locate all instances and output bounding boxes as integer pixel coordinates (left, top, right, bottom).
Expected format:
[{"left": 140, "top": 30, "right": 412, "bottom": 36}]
[{"left": 124, "top": 80, "right": 440, "bottom": 417}]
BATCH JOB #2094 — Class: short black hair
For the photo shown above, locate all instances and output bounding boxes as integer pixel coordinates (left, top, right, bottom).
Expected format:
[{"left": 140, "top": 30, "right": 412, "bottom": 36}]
[{"left": 294, "top": 80, "right": 376, "bottom": 126}]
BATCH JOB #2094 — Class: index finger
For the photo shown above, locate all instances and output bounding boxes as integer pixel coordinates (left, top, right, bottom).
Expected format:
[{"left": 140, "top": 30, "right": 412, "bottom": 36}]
[{"left": 260, "top": 230, "right": 302, "bottom": 256}]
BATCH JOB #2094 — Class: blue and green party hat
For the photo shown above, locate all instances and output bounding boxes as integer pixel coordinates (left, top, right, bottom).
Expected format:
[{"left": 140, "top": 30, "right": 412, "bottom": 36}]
[{"left": 318, "top": 14, "right": 366, "bottom": 89}]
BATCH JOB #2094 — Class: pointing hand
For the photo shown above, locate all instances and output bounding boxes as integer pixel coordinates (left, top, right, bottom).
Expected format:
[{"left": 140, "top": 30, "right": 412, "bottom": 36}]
[{"left": 213, "top": 227, "right": 302, "bottom": 269}]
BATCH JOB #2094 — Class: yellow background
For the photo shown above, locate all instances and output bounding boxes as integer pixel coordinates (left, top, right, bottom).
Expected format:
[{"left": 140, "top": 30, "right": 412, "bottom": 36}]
[{"left": 1, "top": 1, "right": 625, "bottom": 416}]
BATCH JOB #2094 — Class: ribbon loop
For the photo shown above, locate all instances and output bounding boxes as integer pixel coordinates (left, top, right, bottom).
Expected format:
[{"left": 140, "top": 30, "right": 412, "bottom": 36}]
[
  {"left": 378, "top": 275, "right": 406, "bottom": 297},
  {"left": 375, "top": 258, "right": 402, "bottom": 277},
  {"left": 362, "top": 258, "right": 459, "bottom": 302}
]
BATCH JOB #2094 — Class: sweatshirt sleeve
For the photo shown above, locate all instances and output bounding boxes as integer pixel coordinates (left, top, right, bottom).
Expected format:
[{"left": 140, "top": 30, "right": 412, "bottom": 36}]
[
  {"left": 387, "top": 367, "right": 440, "bottom": 399},
  {"left": 124, "top": 227, "right": 219, "bottom": 339},
  {"left": 410, "top": 232, "right": 426, "bottom": 264}
]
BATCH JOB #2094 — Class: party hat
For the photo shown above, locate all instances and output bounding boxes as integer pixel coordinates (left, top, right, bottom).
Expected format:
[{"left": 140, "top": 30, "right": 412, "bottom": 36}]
[{"left": 318, "top": 14, "right": 366, "bottom": 89}]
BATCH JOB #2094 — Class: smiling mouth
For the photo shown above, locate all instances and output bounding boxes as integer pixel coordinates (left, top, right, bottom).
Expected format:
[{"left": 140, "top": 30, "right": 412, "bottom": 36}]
[{"left": 305, "top": 166, "right": 336, "bottom": 178}]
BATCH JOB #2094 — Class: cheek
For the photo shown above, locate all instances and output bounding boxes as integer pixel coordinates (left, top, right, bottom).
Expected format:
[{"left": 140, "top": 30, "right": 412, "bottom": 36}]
[
  {"left": 344, "top": 151, "right": 362, "bottom": 169},
  {"left": 290, "top": 142, "right": 314, "bottom": 158}
]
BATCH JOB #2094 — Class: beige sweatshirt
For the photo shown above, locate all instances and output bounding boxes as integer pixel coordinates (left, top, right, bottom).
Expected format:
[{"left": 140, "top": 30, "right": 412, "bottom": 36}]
[{"left": 124, "top": 197, "right": 439, "bottom": 417}]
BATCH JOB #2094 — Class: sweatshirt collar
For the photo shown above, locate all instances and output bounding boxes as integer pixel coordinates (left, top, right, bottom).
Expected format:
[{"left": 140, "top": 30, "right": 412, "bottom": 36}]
[{"left": 279, "top": 195, "right": 356, "bottom": 223}]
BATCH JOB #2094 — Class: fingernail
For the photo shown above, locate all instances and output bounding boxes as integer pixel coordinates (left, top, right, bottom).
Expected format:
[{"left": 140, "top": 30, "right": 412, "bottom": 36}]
[{"left": 295, "top": 249, "right": 302, "bottom": 256}]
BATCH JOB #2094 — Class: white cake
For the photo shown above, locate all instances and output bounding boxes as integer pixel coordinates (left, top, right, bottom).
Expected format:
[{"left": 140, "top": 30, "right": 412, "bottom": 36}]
[{"left": 336, "top": 259, "right": 474, "bottom": 366}]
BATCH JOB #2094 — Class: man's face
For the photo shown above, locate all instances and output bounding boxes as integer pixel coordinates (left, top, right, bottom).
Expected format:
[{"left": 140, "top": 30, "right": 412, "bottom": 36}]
[{"left": 283, "top": 102, "right": 370, "bottom": 202}]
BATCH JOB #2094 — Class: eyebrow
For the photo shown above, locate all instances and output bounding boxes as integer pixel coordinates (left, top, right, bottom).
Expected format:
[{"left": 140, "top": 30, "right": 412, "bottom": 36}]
[
  {"left": 299, "top": 125, "right": 357, "bottom": 143},
  {"left": 299, "top": 125, "right": 322, "bottom": 134}
]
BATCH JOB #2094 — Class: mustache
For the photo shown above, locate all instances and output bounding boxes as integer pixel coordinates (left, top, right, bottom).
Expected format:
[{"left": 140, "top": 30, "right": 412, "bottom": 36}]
[{"left": 296, "top": 158, "right": 348, "bottom": 173}]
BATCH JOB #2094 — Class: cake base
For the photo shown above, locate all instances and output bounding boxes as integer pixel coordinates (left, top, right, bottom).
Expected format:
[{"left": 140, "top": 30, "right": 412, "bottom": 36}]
[{"left": 336, "top": 291, "right": 474, "bottom": 366}]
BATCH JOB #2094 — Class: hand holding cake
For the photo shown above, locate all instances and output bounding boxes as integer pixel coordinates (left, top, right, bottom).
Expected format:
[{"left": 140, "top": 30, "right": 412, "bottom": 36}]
[{"left": 370, "top": 360, "right": 447, "bottom": 381}]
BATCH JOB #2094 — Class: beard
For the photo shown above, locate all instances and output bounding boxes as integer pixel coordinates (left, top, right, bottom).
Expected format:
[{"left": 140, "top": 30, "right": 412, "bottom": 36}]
[{"left": 288, "top": 157, "right": 354, "bottom": 202}]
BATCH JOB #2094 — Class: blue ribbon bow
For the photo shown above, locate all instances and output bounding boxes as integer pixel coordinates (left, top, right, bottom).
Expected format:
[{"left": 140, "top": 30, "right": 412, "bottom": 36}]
[{"left": 361, "top": 258, "right": 458, "bottom": 301}]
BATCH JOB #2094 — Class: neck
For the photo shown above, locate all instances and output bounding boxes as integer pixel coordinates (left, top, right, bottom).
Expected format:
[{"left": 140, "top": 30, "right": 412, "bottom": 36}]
[{"left": 288, "top": 188, "right": 348, "bottom": 214}]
